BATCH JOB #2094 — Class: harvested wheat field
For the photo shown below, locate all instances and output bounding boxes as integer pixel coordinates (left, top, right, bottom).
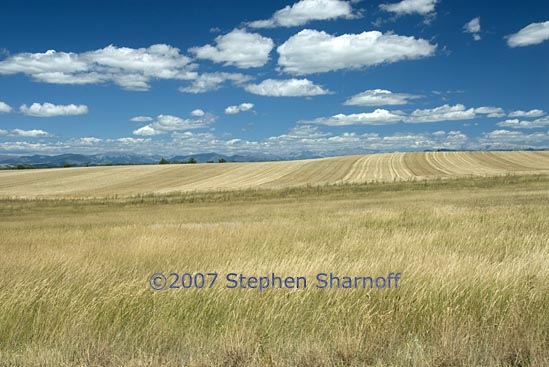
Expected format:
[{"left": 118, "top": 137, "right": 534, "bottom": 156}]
[{"left": 1, "top": 151, "right": 549, "bottom": 198}]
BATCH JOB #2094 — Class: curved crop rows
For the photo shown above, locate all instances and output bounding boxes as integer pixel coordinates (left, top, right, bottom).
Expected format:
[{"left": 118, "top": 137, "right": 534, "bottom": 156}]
[{"left": 1, "top": 151, "right": 549, "bottom": 198}]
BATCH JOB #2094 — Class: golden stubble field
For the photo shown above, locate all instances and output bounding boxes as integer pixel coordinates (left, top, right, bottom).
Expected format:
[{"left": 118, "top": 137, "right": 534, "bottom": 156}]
[
  {"left": 1, "top": 151, "right": 549, "bottom": 198},
  {"left": 0, "top": 172, "right": 548, "bottom": 366}
]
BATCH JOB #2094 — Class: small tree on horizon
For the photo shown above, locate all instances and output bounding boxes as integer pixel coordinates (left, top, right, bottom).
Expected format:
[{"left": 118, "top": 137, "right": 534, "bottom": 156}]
[
  {"left": 159, "top": 158, "right": 170, "bottom": 165},
  {"left": 188, "top": 157, "right": 197, "bottom": 164},
  {"left": 218, "top": 158, "right": 226, "bottom": 163}
]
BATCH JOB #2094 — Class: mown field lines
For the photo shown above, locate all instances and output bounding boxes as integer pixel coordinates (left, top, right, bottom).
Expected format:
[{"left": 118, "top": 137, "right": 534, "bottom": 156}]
[{"left": 1, "top": 151, "right": 549, "bottom": 198}]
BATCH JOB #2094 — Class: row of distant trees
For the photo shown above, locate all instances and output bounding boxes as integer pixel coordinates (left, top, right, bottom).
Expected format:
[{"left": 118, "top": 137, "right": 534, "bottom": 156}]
[
  {"left": 159, "top": 157, "right": 227, "bottom": 165},
  {"left": 11, "top": 158, "right": 228, "bottom": 169},
  {"left": 16, "top": 163, "right": 90, "bottom": 169}
]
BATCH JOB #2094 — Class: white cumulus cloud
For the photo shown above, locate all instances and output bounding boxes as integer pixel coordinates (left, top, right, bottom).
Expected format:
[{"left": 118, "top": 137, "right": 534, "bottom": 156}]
[
  {"left": 406, "top": 104, "right": 476, "bottom": 123},
  {"left": 0, "top": 44, "right": 197, "bottom": 91},
  {"left": 463, "top": 17, "right": 481, "bottom": 41},
  {"left": 78, "top": 137, "right": 103, "bottom": 145},
  {"left": 299, "top": 104, "right": 506, "bottom": 127},
  {"left": 130, "top": 116, "right": 153, "bottom": 122},
  {"left": 225, "top": 103, "right": 254, "bottom": 114},
  {"left": 117, "top": 137, "right": 151, "bottom": 144},
  {"left": 473, "top": 106, "right": 505, "bottom": 118},
  {"left": 300, "top": 109, "right": 406, "bottom": 126},
  {"left": 479, "top": 129, "right": 549, "bottom": 149},
  {"left": 19, "top": 102, "right": 88, "bottom": 117},
  {"left": 379, "top": 0, "right": 438, "bottom": 15},
  {"left": 343, "top": 89, "right": 421, "bottom": 106},
  {"left": 189, "top": 29, "right": 274, "bottom": 68},
  {"left": 132, "top": 125, "right": 162, "bottom": 136},
  {"left": 508, "top": 109, "right": 545, "bottom": 118},
  {"left": 277, "top": 29, "right": 436, "bottom": 75},
  {"left": 244, "top": 78, "right": 330, "bottom": 97},
  {"left": 133, "top": 113, "right": 216, "bottom": 136},
  {"left": 496, "top": 117, "right": 549, "bottom": 129},
  {"left": 10, "top": 129, "right": 50, "bottom": 137},
  {"left": 248, "top": 0, "right": 357, "bottom": 28},
  {"left": 507, "top": 21, "right": 549, "bottom": 47},
  {"left": 191, "top": 109, "right": 205, "bottom": 117},
  {"left": 406, "top": 105, "right": 505, "bottom": 123},
  {"left": 0, "top": 101, "right": 13, "bottom": 113},
  {"left": 179, "top": 72, "right": 252, "bottom": 94}
]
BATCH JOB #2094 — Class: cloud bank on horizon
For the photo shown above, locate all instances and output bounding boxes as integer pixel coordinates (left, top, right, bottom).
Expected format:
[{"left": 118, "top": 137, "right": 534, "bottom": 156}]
[{"left": 0, "top": 0, "right": 548, "bottom": 157}]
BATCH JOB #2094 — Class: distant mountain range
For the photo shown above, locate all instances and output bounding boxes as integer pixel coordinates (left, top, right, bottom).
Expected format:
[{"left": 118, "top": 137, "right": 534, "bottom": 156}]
[{"left": 0, "top": 151, "right": 323, "bottom": 169}]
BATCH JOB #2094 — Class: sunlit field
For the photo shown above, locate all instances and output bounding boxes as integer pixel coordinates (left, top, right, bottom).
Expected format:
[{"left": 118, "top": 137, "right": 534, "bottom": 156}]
[
  {"left": 1, "top": 173, "right": 548, "bottom": 366},
  {"left": 1, "top": 151, "right": 549, "bottom": 198}
]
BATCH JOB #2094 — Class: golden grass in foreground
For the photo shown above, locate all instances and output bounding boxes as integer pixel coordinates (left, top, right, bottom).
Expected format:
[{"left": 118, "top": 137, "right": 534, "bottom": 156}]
[
  {"left": 0, "top": 175, "right": 548, "bottom": 366},
  {"left": 1, "top": 151, "right": 549, "bottom": 198}
]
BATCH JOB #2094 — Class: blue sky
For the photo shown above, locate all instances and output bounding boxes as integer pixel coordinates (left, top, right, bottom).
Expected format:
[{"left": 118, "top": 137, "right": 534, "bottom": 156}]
[{"left": 0, "top": 0, "right": 548, "bottom": 157}]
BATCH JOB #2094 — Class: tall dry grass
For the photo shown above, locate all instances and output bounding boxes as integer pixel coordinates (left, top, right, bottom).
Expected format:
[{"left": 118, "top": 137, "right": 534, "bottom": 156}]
[{"left": 0, "top": 175, "right": 548, "bottom": 366}]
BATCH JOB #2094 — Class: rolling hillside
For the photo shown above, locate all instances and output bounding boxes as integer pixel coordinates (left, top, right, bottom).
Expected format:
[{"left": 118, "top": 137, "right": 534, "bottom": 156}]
[{"left": 1, "top": 151, "right": 549, "bottom": 198}]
